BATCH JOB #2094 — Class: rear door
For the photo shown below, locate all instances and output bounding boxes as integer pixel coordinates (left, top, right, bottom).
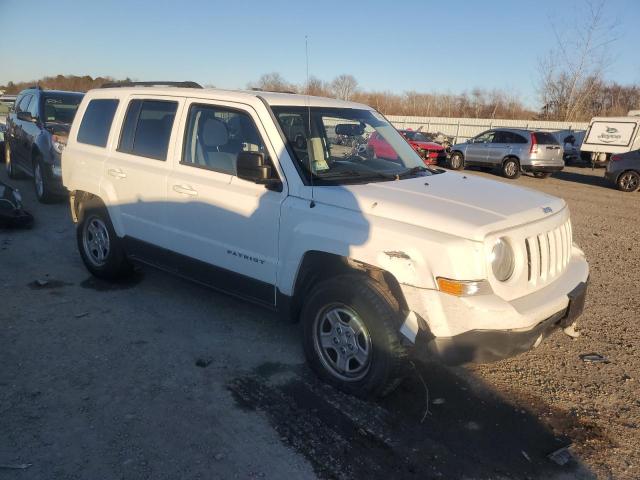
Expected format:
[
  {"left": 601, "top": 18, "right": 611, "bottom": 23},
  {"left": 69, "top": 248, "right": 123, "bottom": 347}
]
[
  {"left": 465, "top": 130, "right": 494, "bottom": 165},
  {"left": 12, "top": 94, "right": 33, "bottom": 166},
  {"left": 487, "top": 130, "right": 513, "bottom": 165},
  {"left": 103, "top": 96, "right": 184, "bottom": 249}
]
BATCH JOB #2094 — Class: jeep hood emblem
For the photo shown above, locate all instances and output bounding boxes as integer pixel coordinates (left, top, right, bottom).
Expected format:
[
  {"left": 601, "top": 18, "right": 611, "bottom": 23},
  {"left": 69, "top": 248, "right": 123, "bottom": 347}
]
[{"left": 542, "top": 206, "right": 553, "bottom": 214}]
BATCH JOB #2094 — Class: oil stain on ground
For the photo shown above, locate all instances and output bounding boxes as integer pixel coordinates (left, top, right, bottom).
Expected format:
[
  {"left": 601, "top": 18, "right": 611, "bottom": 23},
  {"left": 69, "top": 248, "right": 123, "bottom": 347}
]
[
  {"left": 228, "top": 361, "right": 595, "bottom": 480},
  {"left": 80, "top": 271, "right": 144, "bottom": 291}
]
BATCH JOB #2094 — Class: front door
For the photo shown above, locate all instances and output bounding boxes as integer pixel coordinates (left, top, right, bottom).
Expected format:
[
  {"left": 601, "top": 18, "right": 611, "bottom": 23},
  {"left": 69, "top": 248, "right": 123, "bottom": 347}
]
[
  {"left": 466, "top": 130, "right": 495, "bottom": 165},
  {"left": 165, "top": 99, "right": 285, "bottom": 305}
]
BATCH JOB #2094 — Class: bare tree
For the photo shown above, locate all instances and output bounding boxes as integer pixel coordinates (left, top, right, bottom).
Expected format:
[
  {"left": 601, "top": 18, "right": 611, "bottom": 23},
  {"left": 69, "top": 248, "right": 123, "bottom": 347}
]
[
  {"left": 538, "top": 0, "right": 619, "bottom": 121},
  {"left": 248, "top": 72, "right": 296, "bottom": 93},
  {"left": 303, "top": 76, "right": 330, "bottom": 96},
  {"left": 331, "top": 74, "right": 358, "bottom": 101}
]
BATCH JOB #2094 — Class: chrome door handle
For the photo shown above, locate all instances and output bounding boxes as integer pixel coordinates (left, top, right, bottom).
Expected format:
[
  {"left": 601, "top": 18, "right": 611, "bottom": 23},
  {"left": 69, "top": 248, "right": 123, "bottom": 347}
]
[
  {"left": 108, "top": 168, "right": 127, "bottom": 179},
  {"left": 173, "top": 184, "right": 198, "bottom": 196}
]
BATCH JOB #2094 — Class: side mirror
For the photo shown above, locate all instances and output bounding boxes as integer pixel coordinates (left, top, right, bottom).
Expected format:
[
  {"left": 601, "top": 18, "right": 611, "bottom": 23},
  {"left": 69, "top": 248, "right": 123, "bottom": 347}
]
[
  {"left": 17, "top": 111, "right": 35, "bottom": 122},
  {"left": 237, "top": 152, "right": 282, "bottom": 191}
]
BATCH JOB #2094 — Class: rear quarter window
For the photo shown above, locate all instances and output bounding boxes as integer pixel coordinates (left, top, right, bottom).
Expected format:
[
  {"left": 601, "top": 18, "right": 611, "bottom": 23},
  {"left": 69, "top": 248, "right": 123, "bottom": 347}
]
[{"left": 77, "top": 99, "right": 119, "bottom": 147}]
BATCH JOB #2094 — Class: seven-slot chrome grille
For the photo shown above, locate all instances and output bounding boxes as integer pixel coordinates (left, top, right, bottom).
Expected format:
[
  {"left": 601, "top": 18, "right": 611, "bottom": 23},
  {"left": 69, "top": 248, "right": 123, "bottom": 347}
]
[{"left": 525, "top": 218, "right": 572, "bottom": 286}]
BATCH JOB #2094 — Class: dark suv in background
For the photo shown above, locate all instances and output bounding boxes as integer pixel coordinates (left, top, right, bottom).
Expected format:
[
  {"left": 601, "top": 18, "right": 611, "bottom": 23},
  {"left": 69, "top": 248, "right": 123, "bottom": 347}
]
[{"left": 5, "top": 87, "right": 83, "bottom": 202}]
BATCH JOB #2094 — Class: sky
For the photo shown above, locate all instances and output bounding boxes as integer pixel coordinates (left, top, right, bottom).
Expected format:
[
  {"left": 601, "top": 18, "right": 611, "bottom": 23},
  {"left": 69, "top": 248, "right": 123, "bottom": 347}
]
[{"left": 1, "top": 0, "right": 639, "bottom": 108}]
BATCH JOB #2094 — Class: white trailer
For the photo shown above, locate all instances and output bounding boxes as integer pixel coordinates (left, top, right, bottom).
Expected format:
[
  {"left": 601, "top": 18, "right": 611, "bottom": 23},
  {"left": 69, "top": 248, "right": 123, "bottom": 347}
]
[{"left": 581, "top": 115, "right": 640, "bottom": 165}]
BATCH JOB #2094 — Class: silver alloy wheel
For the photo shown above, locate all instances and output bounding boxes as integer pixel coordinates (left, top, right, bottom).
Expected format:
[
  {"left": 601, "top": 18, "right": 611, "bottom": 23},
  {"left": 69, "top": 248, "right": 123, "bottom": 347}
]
[
  {"left": 82, "top": 216, "right": 111, "bottom": 267},
  {"left": 451, "top": 154, "right": 461, "bottom": 169},
  {"left": 505, "top": 160, "right": 517, "bottom": 177},
  {"left": 34, "top": 163, "right": 44, "bottom": 198},
  {"left": 619, "top": 172, "right": 639, "bottom": 191},
  {"left": 313, "top": 304, "right": 372, "bottom": 382}
]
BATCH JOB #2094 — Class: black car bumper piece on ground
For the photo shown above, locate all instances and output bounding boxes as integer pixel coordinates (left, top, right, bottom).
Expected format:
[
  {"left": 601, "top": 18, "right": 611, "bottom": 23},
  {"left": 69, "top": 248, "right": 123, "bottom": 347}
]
[{"left": 415, "top": 281, "right": 588, "bottom": 365}]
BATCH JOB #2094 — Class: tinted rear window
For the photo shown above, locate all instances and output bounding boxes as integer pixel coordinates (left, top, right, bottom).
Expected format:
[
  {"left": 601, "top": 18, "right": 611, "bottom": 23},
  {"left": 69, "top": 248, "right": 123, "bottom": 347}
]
[
  {"left": 77, "top": 99, "right": 119, "bottom": 147},
  {"left": 118, "top": 99, "right": 178, "bottom": 160},
  {"left": 533, "top": 132, "right": 559, "bottom": 145}
]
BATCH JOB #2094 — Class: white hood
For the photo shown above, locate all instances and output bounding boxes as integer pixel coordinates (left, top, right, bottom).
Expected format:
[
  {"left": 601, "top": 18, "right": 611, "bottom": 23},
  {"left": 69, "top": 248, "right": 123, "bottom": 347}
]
[{"left": 311, "top": 171, "right": 566, "bottom": 241}]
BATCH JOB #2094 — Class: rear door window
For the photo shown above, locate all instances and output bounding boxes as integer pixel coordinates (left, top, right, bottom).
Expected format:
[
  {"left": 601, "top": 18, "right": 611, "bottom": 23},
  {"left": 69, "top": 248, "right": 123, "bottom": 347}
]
[
  {"left": 77, "top": 99, "right": 119, "bottom": 147},
  {"left": 533, "top": 132, "right": 559, "bottom": 145},
  {"left": 492, "top": 131, "right": 509, "bottom": 143},
  {"left": 119, "top": 99, "right": 178, "bottom": 160}
]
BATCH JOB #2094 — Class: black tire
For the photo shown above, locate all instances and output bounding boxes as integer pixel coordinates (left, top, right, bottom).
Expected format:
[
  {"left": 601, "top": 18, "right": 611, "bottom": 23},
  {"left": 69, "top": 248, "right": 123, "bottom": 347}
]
[
  {"left": 448, "top": 152, "right": 464, "bottom": 170},
  {"left": 533, "top": 172, "right": 551, "bottom": 179},
  {"left": 301, "top": 273, "right": 408, "bottom": 398},
  {"left": 0, "top": 141, "right": 5, "bottom": 163},
  {"left": 501, "top": 158, "right": 521, "bottom": 179},
  {"left": 76, "top": 198, "right": 133, "bottom": 280},
  {"left": 5, "top": 142, "right": 23, "bottom": 179},
  {"left": 617, "top": 170, "right": 640, "bottom": 192},
  {"left": 33, "top": 156, "right": 57, "bottom": 203}
]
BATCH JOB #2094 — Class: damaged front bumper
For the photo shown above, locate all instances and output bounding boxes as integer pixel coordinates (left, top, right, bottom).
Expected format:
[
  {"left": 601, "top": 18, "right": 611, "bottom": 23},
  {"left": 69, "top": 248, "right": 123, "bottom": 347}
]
[{"left": 399, "top": 249, "right": 589, "bottom": 365}]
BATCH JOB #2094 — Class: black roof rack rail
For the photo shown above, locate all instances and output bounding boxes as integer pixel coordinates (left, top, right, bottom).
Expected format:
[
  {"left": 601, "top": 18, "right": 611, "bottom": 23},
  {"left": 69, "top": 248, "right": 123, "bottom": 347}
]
[{"left": 100, "top": 81, "right": 203, "bottom": 89}]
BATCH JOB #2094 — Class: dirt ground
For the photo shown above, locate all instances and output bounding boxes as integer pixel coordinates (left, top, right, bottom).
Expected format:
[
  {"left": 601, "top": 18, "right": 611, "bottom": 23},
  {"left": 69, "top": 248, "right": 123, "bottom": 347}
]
[{"left": 0, "top": 165, "right": 638, "bottom": 479}]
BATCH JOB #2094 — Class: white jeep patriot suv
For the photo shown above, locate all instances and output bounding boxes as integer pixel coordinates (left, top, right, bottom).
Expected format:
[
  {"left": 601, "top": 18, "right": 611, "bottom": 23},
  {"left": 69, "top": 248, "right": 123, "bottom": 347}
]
[{"left": 62, "top": 82, "right": 589, "bottom": 397}]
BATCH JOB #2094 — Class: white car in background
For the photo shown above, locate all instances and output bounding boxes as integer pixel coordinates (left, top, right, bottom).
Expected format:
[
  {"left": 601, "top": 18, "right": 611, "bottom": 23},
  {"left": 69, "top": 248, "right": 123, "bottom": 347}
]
[{"left": 62, "top": 82, "right": 589, "bottom": 397}]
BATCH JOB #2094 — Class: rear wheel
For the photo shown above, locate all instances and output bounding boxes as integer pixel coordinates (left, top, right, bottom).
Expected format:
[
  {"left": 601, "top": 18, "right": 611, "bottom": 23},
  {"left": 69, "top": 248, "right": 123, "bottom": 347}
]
[
  {"left": 448, "top": 152, "right": 464, "bottom": 170},
  {"left": 77, "top": 199, "right": 133, "bottom": 280},
  {"left": 617, "top": 171, "right": 640, "bottom": 192},
  {"left": 502, "top": 158, "right": 521, "bottom": 179},
  {"left": 533, "top": 172, "right": 551, "bottom": 179},
  {"left": 5, "top": 142, "right": 23, "bottom": 179}
]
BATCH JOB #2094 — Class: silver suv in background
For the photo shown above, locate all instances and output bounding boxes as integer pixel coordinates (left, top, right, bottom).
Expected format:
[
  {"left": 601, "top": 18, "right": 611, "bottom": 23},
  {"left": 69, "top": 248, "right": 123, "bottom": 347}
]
[{"left": 448, "top": 129, "right": 565, "bottom": 179}]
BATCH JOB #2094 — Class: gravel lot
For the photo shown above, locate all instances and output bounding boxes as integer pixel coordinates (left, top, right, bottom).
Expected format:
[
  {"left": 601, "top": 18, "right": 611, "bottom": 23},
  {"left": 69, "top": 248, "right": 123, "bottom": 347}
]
[{"left": 0, "top": 165, "right": 638, "bottom": 479}]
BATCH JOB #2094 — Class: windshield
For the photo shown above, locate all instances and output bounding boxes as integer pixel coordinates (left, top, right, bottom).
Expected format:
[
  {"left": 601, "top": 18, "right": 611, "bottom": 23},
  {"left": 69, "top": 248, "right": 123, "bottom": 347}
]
[
  {"left": 273, "top": 106, "right": 437, "bottom": 184},
  {"left": 42, "top": 93, "right": 83, "bottom": 124}
]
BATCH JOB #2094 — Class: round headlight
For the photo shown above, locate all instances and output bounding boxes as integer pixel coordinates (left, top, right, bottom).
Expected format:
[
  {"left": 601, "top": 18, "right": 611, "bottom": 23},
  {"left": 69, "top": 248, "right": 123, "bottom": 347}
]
[{"left": 491, "top": 238, "right": 515, "bottom": 281}]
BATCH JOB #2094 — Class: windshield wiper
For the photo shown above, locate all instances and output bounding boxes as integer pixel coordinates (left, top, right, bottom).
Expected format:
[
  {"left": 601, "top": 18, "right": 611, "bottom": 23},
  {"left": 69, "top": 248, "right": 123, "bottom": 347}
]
[
  {"left": 397, "top": 166, "right": 431, "bottom": 178},
  {"left": 313, "top": 169, "right": 397, "bottom": 182}
]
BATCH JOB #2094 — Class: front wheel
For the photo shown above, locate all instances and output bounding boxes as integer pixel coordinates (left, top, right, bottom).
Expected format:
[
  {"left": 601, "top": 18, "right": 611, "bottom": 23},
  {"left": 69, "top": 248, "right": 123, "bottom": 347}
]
[
  {"left": 77, "top": 200, "right": 133, "bottom": 280},
  {"left": 301, "top": 274, "right": 408, "bottom": 398},
  {"left": 617, "top": 170, "right": 640, "bottom": 192},
  {"left": 502, "top": 158, "right": 521, "bottom": 179},
  {"left": 448, "top": 152, "right": 464, "bottom": 170},
  {"left": 33, "top": 157, "right": 57, "bottom": 203}
]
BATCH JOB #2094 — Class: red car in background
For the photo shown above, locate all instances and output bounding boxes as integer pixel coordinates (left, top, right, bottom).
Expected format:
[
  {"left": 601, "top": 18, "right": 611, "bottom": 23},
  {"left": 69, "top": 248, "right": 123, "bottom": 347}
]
[{"left": 367, "top": 129, "right": 447, "bottom": 165}]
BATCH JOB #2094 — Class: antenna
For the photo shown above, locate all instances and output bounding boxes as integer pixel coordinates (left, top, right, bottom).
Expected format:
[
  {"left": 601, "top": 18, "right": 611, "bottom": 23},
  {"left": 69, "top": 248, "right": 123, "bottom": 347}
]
[{"left": 305, "top": 35, "right": 315, "bottom": 207}]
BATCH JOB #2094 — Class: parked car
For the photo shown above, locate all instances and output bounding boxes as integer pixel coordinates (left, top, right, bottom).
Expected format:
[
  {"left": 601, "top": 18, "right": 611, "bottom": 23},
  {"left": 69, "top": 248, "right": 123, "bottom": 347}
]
[
  {"left": 4, "top": 87, "right": 84, "bottom": 202},
  {"left": 449, "top": 129, "right": 564, "bottom": 179},
  {"left": 0, "top": 124, "right": 6, "bottom": 162},
  {"left": 367, "top": 130, "right": 446, "bottom": 166},
  {"left": 63, "top": 83, "right": 589, "bottom": 397},
  {"left": 552, "top": 129, "right": 585, "bottom": 164},
  {"left": 0, "top": 94, "right": 17, "bottom": 126},
  {"left": 399, "top": 129, "right": 447, "bottom": 165},
  {"left": 581, "top": 115, "right": 640, "bottom": 167},
  {"left": 604, "top": 149, "right": 640, "bottom": 192}
]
